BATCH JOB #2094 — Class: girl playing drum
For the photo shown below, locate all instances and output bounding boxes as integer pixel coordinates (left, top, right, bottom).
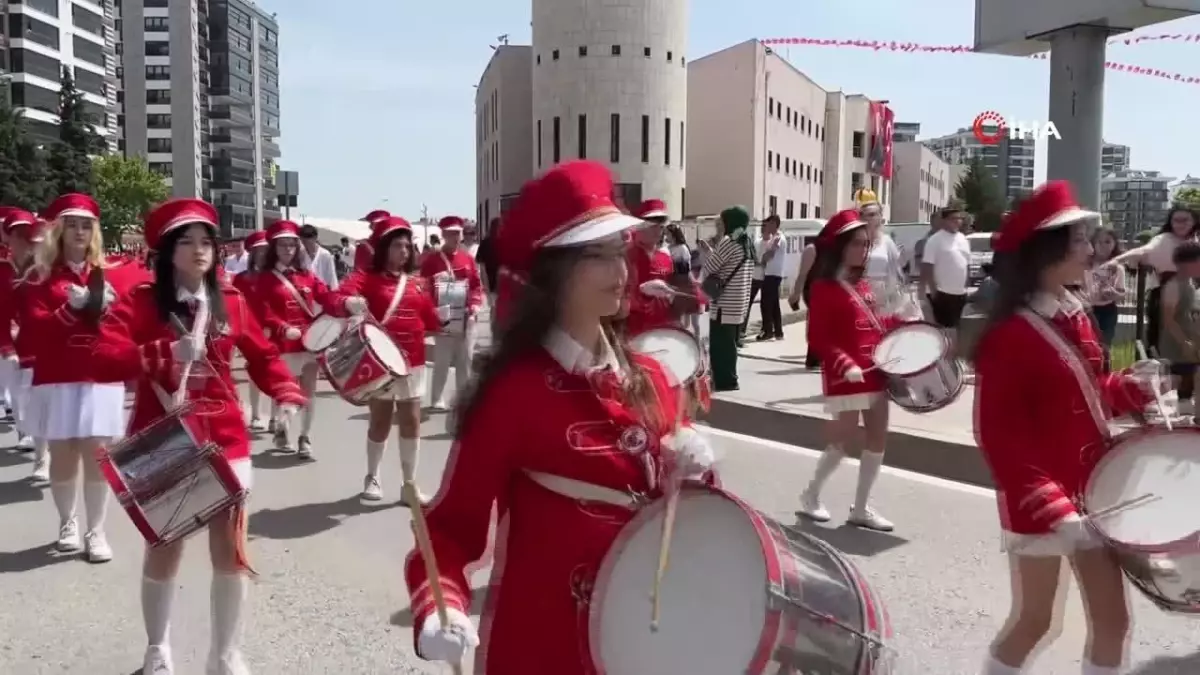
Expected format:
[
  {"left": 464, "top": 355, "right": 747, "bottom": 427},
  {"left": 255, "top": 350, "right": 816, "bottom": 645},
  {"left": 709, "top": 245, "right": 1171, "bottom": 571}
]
[
  {"left": 405, "top": 160, "right": 716, "bottom": 674},
  {"left": 973, "top": 181, "right": 1158, "bottom": 675},
  {"left": 334, "top": 216, "right": 444, "bottom": 503},
  {"left": 93, "top": 198, "right": 307, "bottom": 675},
  {"left": 231, "top": 230, "right": 270, "bottom": 430},
  {"left": 796, "top": 209, "right": 904, "bottom": 533}
]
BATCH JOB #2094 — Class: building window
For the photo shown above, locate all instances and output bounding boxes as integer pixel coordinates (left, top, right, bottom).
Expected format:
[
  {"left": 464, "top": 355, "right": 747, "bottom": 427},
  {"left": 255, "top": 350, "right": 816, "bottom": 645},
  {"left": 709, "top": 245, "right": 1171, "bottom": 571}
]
[
  {"left": 579, "top": 46, "right": 588, "bottom": 57},
  {"left": 679, "top": 121, "right": 684, "bottom": 167},
  {"left": 664, "top": 117, "right": 671, "bottom": 166},
  {"left": 814, "top": 206, "right": 821, "bottom": 218},
  {"left": 806, "top": 165, "right": 812, "bottom": 181},
  {"left": 553, "top": 116, "right": 561, "bottom": 163},
  {"left": 578, "top": 114, "right": 587, "bottom": 158},
  {"left": 537, "top": 119, "right": 543, "bottom": 166},
  {"left": 146, "top": 65, "right": 171, "bottom": 80},
  {"left": 72, "top": 4, "right": 104, "bottom": 36},
  {"left": 610, "top": 114, "right": 620, "bottom": 163},
  {"left": 667, "top": 51, "right": 673, "bottom": 62},
  {"left": 536, "top": 54, "right": 541, "bottom": 65},
  {"left": 768, "top": 98, "right": 774, "bottom": 116},
  {"left": 785, "top": 200, "right": 794, "bottom": 219},
  {"left": 851, "top": 172, "right": 863, "bottom": 196},
  {"left": 644, "top": 47, "right": 651, "bottom": 57},
  {"left": 13, "top": 14, "right": 61, "bottom": 50},
  {"left": 10, "top": 48, "right": 61, "bottom": 82},
  {"left": 820, "top": 126, "right": 825, "bottom": 141},
  {"left": 768, "top": 196, "right": 778, "bottom": 216},
  {"left": 148, "top": 138, "right": 173, "bottom": 154},
  {"left": 144, "top": 16, "right": 169, "bottom": 31},
  {"left": 21, "top": 0, "right": 59, "bottom": 17},
  {"left": 149, "top": 162, "right": 173, "bottom": 178},
  {"left": 819, "top": 170, "right": 824, "bottom": 184},
  {"left": 801, "top": 203, "right": 809, "bottom": 219},
  {"left": 852, "top": 132, "right": 865, "bottom": 158},
  {"left": 73, "top": 68, "right": 105, "bottom": 96},
  {"left": 641, "top": 115, "right": 649, "bottom": 164},
  {"left": 147, "top": 89, "right": 171, "bottom": 104},
  {"left": 145, "top": 41, "right": 170, "bottom": 57},
  {"left": 767, "top": 150, "right": 773, "bottom": 169},
  {"left": 611, "top": 45, "right": 621, "bottom": 56},
  {"left": 552, "top": 49, "right": 560, "bottom": 61}
]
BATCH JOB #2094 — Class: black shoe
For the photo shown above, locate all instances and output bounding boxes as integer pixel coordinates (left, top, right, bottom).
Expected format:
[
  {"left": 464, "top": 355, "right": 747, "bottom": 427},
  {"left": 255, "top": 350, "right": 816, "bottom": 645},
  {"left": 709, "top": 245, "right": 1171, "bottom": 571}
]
[{"left": 754, "top": 333, "right": 770, "bottom": 341}]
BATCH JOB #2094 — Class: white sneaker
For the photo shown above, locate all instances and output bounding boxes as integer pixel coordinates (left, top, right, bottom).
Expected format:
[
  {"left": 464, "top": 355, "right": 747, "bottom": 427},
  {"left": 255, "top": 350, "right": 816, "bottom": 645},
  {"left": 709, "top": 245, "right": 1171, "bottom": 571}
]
[
  {"left": 17, "top": 435, "right": 34, "bottom": 451},
  {"left": 267, "top": 418, "right": 277, "bottom": 434},
  {"left": 297, "top": 435, "right": 313, "bottom": 459},
  {"left": 30, "top": 456, "right": 49, "bottom": 485},
  {"left": 361, "top": 475, "right": 383, "bottom": 501},
  {"left": 796, "top": 491, "right": 831, "bottom": 522},
  {"left": 56, "top": 519, "right": 82, "bottom": 553},
  {"left": 85, "top": 530, "right": 113, "bottom": 563},
  {"left": 144, "top": 645, "right": 175, "bottom": 674},
  {"left": 400, "top": 482, "right": 428, "bottom": 507},
  {"left": 248, "top": 417, "right": 266, "bottom": 432},
  {"left": 848, "top": 505, "right": 894, "bottom": 532},
  {"left": 207, "top": 649, "right": 251, "bottom": 675},
  {"left": 429, "top": 402, "right": 450, "bottom": 413},
  {"left": 273, "top": 426, "right": 289, "bottom": 452}
]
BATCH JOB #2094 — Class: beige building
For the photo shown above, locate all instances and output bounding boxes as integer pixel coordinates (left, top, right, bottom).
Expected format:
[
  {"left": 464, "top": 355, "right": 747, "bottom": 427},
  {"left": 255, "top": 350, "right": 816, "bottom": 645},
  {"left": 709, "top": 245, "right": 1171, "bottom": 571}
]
[
  {"left": 685, "top": 39, "right": 891, "bottom": 221},
  {"left": 475, "top": 45, "right": 534, "bottom": 234},
  {"left": 891, "top": 141, "right": 950, "bottom": 223}
]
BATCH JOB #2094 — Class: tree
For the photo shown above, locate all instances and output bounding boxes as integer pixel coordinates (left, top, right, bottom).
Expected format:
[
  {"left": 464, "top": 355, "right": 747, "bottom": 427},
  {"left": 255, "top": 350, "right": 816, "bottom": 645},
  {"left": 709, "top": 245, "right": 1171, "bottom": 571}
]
[
  {"left": 0, "top": 92, "right": 54, "bottom": 210},
  {"left": 953, "top": 157, "right": 1007, "bottom": 232},
  {"left": 47, "top": 67, "right": 105, "bottom": 197},
  {"left": 1174, "top": 187, "right": 1200, "bottom": 211},
  {"left": 91, "top": 155, "right": 169, "bottom": 245},
  {"left": 1135, "top": 229, "right": 1156, "bottom": 245}
]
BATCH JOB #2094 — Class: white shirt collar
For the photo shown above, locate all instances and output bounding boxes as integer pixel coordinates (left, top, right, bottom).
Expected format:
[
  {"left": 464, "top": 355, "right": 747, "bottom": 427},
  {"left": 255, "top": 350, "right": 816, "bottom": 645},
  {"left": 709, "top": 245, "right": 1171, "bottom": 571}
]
[
  {"left": 67, "top": 260, "right": 86, "bottom": 273},
  {"left": 177, "top": 283, "right": 208, "bottom": 305},
  {"left": 543, "top": 327, "right": 621, "bottom": 375},
  {"left": 1030, "top": 290, "right": 1085, "bottom": 318}
]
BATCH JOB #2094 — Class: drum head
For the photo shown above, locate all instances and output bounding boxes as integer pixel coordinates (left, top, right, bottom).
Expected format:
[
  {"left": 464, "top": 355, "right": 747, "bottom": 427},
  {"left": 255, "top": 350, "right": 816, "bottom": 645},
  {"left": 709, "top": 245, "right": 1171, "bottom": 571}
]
[
  {"left": 362, "top": 323, "right": 408, "bottom": 376},
  {"left": 1085, "top": 429, "right": 1200, "bottom": 547},
  {"left": 628, "top": 328, "right": 702, "bottom": 386},
  {"left": 303, "top": 315, "right": 347, "bottom": 352},
  {"left": 875, "top": 323, "right": 945, "bottom": 376},
  {"left": 591, "top": 490, "right": 770, "bottom": 675}
]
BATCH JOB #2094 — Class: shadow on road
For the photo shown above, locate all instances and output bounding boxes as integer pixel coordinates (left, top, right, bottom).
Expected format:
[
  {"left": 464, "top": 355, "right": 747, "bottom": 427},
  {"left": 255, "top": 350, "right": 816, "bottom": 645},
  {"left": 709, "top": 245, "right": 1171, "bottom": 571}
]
[
  {"left": 787, "top": 519, "right": 909, "bottom": 558},
  {"left": 0, "top": 543, "right": 79, "bottom": 574},
  {"left": 1131, "top": 651, "right": 1200, "bottom": 674},
  {"left": 0, "top": 477, "right": 44, "bottom": 506},
  {"left": 389, "top": 586, "right": 488, "bottom": 627},
  {"left": 0, "top": 448, "right": 32, "bottom": 468},
  {"left": 250, "top": 450, "right": 303, "bottom": 471},
  {"left": 248, "top": 495, "right": 400, "bottom": 540},
  {"left": 758, "top": 367, "right": 811, "bottom": 377}
]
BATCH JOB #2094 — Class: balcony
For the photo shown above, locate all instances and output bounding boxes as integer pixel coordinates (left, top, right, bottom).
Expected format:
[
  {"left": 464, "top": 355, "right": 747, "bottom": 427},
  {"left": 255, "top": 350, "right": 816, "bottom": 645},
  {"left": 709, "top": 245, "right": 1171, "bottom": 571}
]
[
  {"left": 209, "top": 129, "right": 254, "bottom": 148},
  {"left": 209, "top": 103, "right": 253, "bottom": 127},
  {"left": 212, "top": 149, "right": 254, "bottom": 170}
]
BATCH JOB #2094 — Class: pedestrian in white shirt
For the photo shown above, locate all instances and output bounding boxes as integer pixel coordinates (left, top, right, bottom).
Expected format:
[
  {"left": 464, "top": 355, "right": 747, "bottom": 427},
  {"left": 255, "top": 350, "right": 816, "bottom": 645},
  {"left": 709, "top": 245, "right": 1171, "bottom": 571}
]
[
  {"left": 223, "top": 238, "right": 248, "bottom": 276},
  {"left": 920, "top": 203, "right": 971, "bottom": 344},
  {"left": 299, "top": 224, "right": 340, "bottom": 290},
  {"left": 756, "top": 215, "right": 787, "bottom": 340}
]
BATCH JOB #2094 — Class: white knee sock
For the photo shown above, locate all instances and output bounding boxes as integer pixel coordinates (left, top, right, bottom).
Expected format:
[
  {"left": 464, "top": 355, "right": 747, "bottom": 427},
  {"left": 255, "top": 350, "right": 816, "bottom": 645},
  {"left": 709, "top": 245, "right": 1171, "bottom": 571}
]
[
  {"left": 366, "top": 440, "right": 386, "bottom": 478},
  {"left": 270, "top": 401, "right": 279, "bottom": 421},
  {"left": 853, "top": 451, "right": 886, "bottom": 512},
  {"left": 83, "top": 480, "right": 110, "bottom": 533},
  {"left": 50, "top": 480, "right": 78, "bottom": 525},
  {"left": 398, "top": 437, "right": 419, "bottom": 482},
  {"left": 981, "top": 655, "right": 1023, "bottom": 675},
  {"left": 806, "top": 445, "right": 845, "bottom": 496},
  {"left": 247, "top": 386, "right": 261, "bottom": 419},
  {"left": 210, "top": 572, "right": 248, "bottom": 658},
  {"left": 301, "top": 402, "right": 315, "bottom": 435},
  {"left": 33, "top": 439, "right": 48, "bottom": 463},
  {"left": 142, "top": 577, "right": 176, "bottom": 646},
  {"left": 1082, "top": 660, "right": 1121, "bottom": 675}
]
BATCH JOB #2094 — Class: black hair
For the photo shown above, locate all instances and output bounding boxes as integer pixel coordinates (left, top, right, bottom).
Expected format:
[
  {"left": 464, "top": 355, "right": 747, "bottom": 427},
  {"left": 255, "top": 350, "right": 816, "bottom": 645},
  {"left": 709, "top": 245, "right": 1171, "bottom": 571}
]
[
  {"left": 153, "top": 223, "right": 229, "bottom": 325},
  {"left": 1173, "top": 240, "right": 1200, "bottom": 266},
  {"left": 1090, "top": 226, "right": 1124, "bottom": 264},
  {"left": 810, "top": 227, "right": 866, "bottom": 282},
  {"left": 429, "top": 234, "right": 441, "bottom": 246},
  {"left": 1160, "top": 206, "right": 1198, "bottom": 237},
  {"left": 299, "top": 224, "right": 319, "bottom": 240},
  {"left": 665, "top": 223, "right": 687, "bottom": 247},
  {"left": 246, "top": 244, "right": 267, "bottom": 272},
  {"left": 371, "top": 229, "right": 417, "bottom": 273},
  {"left": 264, "top": 237, "right": 308, "bottom": 271}
]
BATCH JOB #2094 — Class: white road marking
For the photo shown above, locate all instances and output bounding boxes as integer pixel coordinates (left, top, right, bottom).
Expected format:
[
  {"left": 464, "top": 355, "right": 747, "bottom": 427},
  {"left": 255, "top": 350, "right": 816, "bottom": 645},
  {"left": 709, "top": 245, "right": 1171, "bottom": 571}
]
[{"left": 701, "top": 426, "right": 994, "bottom": 498}]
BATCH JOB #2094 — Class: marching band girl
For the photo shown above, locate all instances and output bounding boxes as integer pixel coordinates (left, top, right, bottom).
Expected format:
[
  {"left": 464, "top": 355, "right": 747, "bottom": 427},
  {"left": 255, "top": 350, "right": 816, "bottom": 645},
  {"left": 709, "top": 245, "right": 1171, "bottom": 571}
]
[
  {"left": 624, "top": 199, "right": 677, "bottom": 335},
  {"left": 334, "top": 216, "right": 443, "bottom": 502},
  {"left": 232, "top": 230, "right": 270, "bottom": 430},
  {"left": 420, "top": 215, "right": 484, "bottom": 412},
  {"left": 355, "top": 209, "right": 391, "bottom": 271},
  {"left": 796, "top": 209, "right": 902, "bottom": 533},
  {"left": 973, "top": 182, "right": 1155, "bottom": 675},
  {"left": 93, "top": 198, "right": 306, "bottom": 675},
  {"left": 255, "top": 220, "right": 339, "bottom": 458},
  {"left": 25, "top": 194, "right": 127, "bottom": 563},
  {"left": 405, "top": 160, "right": 716, "bottom": 674},
  {"left": 0, "top": 209, "right": 49, "bottom": 482}
]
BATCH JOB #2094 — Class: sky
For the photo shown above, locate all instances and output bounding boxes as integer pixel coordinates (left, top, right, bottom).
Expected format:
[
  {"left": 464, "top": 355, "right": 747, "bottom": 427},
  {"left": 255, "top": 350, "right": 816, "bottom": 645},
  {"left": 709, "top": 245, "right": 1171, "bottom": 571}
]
[{"left": 256, "top": 0, "right": 1200, "bottom": 220}]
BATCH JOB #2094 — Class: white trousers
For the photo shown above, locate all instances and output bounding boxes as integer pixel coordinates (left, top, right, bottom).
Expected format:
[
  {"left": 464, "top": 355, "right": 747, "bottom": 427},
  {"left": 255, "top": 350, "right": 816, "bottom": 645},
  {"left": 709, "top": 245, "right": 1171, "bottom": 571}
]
[{"left": 429, "top": 326, "right": 475, "bottom": 407}]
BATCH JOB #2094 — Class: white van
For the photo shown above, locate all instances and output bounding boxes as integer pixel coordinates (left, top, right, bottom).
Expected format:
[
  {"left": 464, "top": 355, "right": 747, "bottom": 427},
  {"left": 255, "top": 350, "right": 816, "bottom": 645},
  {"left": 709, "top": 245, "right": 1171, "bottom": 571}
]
[{"left": 966, "top": 232, "right": 994, "bottom": 286}]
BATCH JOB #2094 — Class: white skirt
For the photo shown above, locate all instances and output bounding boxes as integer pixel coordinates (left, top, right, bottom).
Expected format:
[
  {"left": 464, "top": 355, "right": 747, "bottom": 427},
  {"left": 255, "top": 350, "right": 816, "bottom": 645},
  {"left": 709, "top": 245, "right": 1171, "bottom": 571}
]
[
  {"left": 26, "top": 382, "right": 127, "bottom": 440},
  {"left": 13, "top": 368, "right": 35, "bottom": 433},
  {"left": 283, "top": 352, "right": 317, "bottom": 377},
  {"left": 824, "top": 391, "right": 884, "bottom": 414},
  {"left": 230, "top": 458, "right": 253, "bottom": 492},
  {"left": 375, "top": 365, "right": 426, "bottom": 402}
]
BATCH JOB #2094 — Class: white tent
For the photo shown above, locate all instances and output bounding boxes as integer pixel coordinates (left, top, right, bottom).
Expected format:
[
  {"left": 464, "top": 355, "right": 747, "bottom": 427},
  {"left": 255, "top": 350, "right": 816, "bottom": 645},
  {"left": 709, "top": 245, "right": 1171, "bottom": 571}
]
[{"left": 297, "top": 216, "right": 442, "bottom": 251}]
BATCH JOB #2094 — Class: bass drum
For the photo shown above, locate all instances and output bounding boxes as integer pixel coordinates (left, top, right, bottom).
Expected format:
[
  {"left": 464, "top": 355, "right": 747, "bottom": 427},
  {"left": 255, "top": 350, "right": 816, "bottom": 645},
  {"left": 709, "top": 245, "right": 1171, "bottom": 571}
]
[{"left": 589, "top": 485, "right": 895, "bottom": 674}]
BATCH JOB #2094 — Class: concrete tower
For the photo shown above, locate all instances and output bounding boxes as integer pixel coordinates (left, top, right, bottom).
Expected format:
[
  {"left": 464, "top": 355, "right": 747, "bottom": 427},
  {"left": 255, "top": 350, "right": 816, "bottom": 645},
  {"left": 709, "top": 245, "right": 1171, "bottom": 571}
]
[{"left": 531, "top": 0, "right": 688, "bottom": 218}]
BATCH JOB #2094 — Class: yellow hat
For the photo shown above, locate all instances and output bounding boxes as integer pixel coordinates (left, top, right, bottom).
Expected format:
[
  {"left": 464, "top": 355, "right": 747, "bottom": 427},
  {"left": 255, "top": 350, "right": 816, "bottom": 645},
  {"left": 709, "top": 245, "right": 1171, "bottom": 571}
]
[{"left": 854, "top": 188, "right": 880, "bottom": 210}]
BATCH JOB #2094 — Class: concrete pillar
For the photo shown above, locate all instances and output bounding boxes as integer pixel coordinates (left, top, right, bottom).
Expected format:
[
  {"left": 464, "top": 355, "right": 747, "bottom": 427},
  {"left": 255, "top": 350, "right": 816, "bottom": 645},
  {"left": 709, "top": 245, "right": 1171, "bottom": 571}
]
[{"left": 1046, "top": 26, "right": 1107, "bottom": 210}]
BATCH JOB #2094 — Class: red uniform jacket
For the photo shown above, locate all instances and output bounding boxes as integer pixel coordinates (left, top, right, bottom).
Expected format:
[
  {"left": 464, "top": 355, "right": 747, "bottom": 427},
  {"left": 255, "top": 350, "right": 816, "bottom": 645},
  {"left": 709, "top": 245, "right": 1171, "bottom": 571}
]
[
  {"left": 974, "top": 294, "right": 1151, "bottom": 536},
  {"left": 418, "top": 248, "right": 484, "bottom": 314},
  {"left": 354, "top": 242, "right": 374, "bottom": 271},
  {"left": 93, "top": 283, "right": 306, "bottom": 462},
  {"left": 807, "top": 277, "right": 900, "bottom": 398},
  {"left": 405, "top": 340, "right": 687, "bottom": 675},
  {"left": 625, "top": 246, "right": 675, "bottom": 335},
  {"left": 254, "top": 267, "right": 338, "bottom": 354},
  {"left": 334, "top": 270, "right": 441, "bottom": 367},
  {"left": 231, "top": 270, "right": 263, "bottom": 317},
  {"left": 0, "top": 261, "right": 21, "bottom": 360}
]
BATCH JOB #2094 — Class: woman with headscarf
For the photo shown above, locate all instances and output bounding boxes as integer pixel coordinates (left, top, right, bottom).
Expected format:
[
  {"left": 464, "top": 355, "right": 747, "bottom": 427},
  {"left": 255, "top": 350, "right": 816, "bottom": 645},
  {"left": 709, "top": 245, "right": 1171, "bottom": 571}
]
[{"left": 700, "top": 206, "right": 754, "bottom": 391}]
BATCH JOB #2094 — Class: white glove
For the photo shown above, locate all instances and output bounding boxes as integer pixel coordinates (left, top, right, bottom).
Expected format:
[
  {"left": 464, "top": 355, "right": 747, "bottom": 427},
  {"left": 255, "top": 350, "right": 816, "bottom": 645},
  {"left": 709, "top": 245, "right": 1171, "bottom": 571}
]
[
  {"left": 66, "top": 284, "right": 90, "bottom": 310},
  {"left": 844, "top": 366, "right": 865, "bottom": 384},
  {"left": 171, "top": 335, "right": 206, "bottom": 363},
  {"left": 639, "top": 279, "right": 676, "bottom": 300},
  {"left": 100, "top": 282, "right": 117, "bottom": 309},
  {"left": 1054, "top": 514, "right": 1102, "bottom": 549},
  {"left": 284, "top": 327, "right": 302, "bottom": 341},
  {"left": 344, "top": 296, "right": 368, "bottom": 316},
  {"left": 417, "top": 608, "right": 479, "bottom": 663},
  {"left": 1128, "top": 358, "right": 1169, "bottom": 396},
  {"left": 661, "top": 426, "right": 718, "bottom": 480},
  {"left": 2, "top": 353, "right": 19, "bottom": 365}
]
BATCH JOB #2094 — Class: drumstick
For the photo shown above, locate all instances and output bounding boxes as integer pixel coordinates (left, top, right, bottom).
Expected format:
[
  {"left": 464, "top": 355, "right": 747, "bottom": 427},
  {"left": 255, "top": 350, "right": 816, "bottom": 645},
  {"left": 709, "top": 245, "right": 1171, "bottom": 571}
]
[
  {"left": 1135, "top": 340, "right": 1172, "bottom": 431},
  {"left": 404, "top": 483, "right": 464, "bottom": 675},
  {"left": 835, "top": 356, "right": 903, "bottom": 384},
  {"left": 650, "top": 386, "right": 689, "bottom": 632},
  {"left": 1088, "top": 492, "right": 1161, "bottom": 522}
]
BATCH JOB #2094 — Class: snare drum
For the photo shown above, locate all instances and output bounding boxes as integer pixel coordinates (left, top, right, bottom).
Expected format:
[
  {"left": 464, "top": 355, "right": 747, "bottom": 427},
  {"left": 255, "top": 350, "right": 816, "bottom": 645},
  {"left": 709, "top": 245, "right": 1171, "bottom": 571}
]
[
  {"left": 302, "top": 314, "right": 348, "bottom": 353},
  {"left": 1083, "top": 426, "right": 1200, "bottom": 615},
  {"left": 628, "top": 327, "right": 704, "bottom": 386},
  {"left": 873, "top": 322, "right": 964, "bottom": 412},
  {"left": 434, "top": 277, "right": 470, "bottom": 335},
  {"left": 590, "top": 485, "right": 894, "bottom": 674},
  {"left": 97, "top": 407, "right": 245, "bottom": 547},
  {"left": 317, "top": 321, "right": 408, "bottom": 405}
]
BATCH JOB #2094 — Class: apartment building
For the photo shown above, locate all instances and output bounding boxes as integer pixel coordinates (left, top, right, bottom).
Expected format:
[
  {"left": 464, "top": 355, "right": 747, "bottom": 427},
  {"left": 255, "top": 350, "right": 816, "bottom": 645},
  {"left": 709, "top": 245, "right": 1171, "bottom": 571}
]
[
  {"left": 1102, "top": 142, "right": 1130, "bottom": 176},
  {"left": 475, "top": 45, "right": 532, "bottom": 234},
  {"left": 891, "top": 141, "right": 949, "bottom": 223},
  {"left": 923, "top": 127, "right": 1035, "bottom": 206},
  {"left": 1101, "top": 169, "right": 1173, "bottom": 240}
]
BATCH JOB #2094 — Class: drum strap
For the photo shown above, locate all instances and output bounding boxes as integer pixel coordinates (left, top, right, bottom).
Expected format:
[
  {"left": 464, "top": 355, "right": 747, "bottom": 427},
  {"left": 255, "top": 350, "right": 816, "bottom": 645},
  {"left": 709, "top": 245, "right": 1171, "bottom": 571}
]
[
  {"left": 272, "top": 270, "right": 316, "bottom": 318},
  {"left": 1017, "top": 309, "right": 1110, "bottom": 438},
  {"left": 839, "top": 280, "right": 884, "bottom": 332},
  {"left": 525, "top": 471, "right": 642, "bottom": 509},
  {"left": 380, "top": 274, "right": 409, "bottom": 325}
]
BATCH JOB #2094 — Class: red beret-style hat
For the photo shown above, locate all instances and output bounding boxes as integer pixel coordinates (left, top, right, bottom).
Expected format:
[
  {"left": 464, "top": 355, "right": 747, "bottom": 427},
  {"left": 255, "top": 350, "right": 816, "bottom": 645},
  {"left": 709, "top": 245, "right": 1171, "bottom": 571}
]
[
  {"left": 362, "top": 209, "right": 391, "bottom": 224},
  {"left": 635, "top": 199, "right": 669, "bottom": 220},
  {"left": 3, "top": 209, "right": 46, "bottom": 242},
  {"left": 3, "top": 208, "right": 36, "bottom": 233},
  {"left": 438, "top": 215, "right": 465, "bottom": 233},
  {"left": 267, "top": 220, "right": 301, "bottom": 240},
  {"left": 815, "top": 209, "right": 867, "bottom": 247},
  {"left": 44, "top": 193, "right": 100, "bottom": 221},
  {"left": 143, "top": 198, "right": 219, "bottom": 250},
  {"left": 244, "top": 230, "right": 268, "bottom": 249},
  {"left": 372, "top": 216, "right": 413, "bottom": 244},
  {"left": 992, "top": 181, "right": 1098, "bottom": 253}
]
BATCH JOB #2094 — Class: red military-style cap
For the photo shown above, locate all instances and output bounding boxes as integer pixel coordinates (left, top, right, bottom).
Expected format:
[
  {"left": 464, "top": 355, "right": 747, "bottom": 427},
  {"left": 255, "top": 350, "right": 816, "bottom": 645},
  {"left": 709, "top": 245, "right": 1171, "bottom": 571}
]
[
  {"left": 362, "top": 209, "right": 391, "bottom": 224},
  {"left": 3, "top": 209, "right": 46, "bottom": 242},
  {"left": 267, "top": 220, "right": 301, "bottom": 240},
  {"left": 3, "top": 208, "right": 36, "bottom": 232},
  {"left": 44, "top": 193, "right": 100, "bottom": 221},
  {"left": 815, "top": 209, "right": 867, "bottom": 248},
  {"left": 438, "top": 215, "right": 465, "bottom": 233},
  {"left": 245, "top": 230, "right": 268, "bottom": 249},
  {"left": 143, "top": 198, "right": 219, "bottom": 250},
  {"left": 635, "top": 199, "right": 669, "bottom": 220},
  {"left": 992, "top": 181, "right": 1098, "bottom": 253},
  {"left": 372, "top": 216, "right": 413, "bottom": 244},
  {"left": 498, "top": 160, "right": 642, "bottom": 275}
]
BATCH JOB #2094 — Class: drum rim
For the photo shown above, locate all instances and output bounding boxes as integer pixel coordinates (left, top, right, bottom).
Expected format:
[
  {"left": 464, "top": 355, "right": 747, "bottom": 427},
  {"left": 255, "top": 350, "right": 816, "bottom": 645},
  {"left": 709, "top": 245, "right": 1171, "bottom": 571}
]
[
  {"left": 875, "top": 321, "right": 949, "bottom": 377},
  {"left": 302, "top": 314, "right": 348, "bottom": 353},
  {"left": 628, "top": 326, "right": 704, "bottom": 383},
  {"left": 1082, "top": 425, "right": 1200, "bottom": 552},
  {"left": 888, "top": 358, "right": 966, "bottom": 413},
  {"left": 360, "top": 322, "right": 410, "bottom": 377}
]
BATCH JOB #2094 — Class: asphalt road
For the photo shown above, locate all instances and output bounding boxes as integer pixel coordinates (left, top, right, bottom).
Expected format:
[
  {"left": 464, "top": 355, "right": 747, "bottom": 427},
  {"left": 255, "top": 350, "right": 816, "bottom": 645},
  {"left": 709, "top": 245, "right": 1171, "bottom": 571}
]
[{"left": 2, "top": 380, "right": 1200, "bottom": 674}]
